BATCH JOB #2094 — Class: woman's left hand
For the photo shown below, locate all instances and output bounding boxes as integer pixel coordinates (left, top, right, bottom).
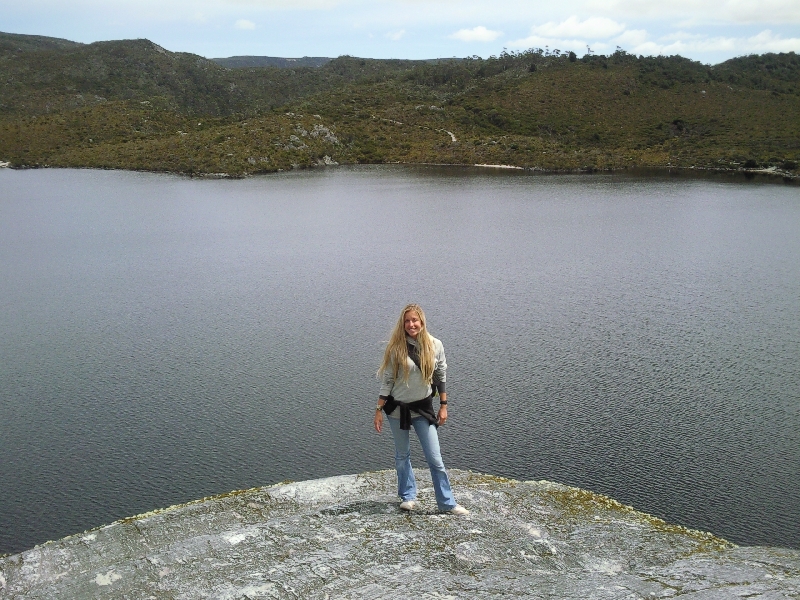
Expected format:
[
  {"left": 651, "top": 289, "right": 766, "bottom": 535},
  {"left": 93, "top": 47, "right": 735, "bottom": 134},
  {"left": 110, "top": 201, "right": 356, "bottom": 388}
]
[{"left": 437, "top": 404, "right": 448, "bottom": 426}]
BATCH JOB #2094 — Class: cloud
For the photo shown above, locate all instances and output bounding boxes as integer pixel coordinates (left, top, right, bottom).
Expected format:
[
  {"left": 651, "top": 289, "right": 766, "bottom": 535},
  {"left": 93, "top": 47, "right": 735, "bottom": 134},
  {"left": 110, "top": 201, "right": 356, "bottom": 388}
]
[
  {"left": 584, "top": 0, "right": 800, "bottom": 24},
  {"left": 627, "top": 37, "right": 737, "bottom": 57},
  {"left": 728, "top": 0, "right": 800, "bottom": 24},
  {"left": 385, "top": 29, "right": 406, "bottom": 40},
  {"left": 507, "top": 14, "right": 798, "bottom": 59},
  {"left": 612, "top": 28, "right": 648, "bottom": 47},
  {"left": 223, "top": 0, "right": 342, "bottom": 9},
  {"left": 746, "top": 29, "right": 800, "bottom": 52},
  {"left": 531, "top": 16, "right": 625, "bottom": 39},
  {"left": 449, "top": 26, "right": 503, "bottom": 42},
  {"left": 235, "top": 19, "right": 256, "bottom": 29},
  {"left": 603, "top": 28, "right": 800, "bottom": 58},
  {"left": 509, "top": 16, "right": 628, "bottom": 53},
  {"left": 509, "top": 34, "right": 589, "bottom": 52}
]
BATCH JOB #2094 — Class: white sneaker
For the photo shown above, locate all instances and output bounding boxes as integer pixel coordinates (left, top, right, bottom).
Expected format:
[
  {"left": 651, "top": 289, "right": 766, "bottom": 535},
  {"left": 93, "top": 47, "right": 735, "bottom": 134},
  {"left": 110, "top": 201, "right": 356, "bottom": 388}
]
[
  {"left": 399, "top": 500, "right": 416, "bottom": 511},
  {"left": 447, "top": 505, "right": 469, "bottom": 516}
]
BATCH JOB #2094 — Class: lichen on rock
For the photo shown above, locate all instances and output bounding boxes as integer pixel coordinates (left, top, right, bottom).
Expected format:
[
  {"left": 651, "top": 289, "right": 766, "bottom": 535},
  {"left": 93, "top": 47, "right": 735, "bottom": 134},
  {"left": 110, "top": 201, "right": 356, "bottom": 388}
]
[{"left": 1, "top": 470, "right": 798, "bottom": 598}]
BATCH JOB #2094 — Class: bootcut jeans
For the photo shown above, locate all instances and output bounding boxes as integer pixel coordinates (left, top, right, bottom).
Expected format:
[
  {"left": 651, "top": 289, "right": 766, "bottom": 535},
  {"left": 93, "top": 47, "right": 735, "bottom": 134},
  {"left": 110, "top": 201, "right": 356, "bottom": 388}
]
[{"left": 386, "top": 414, "right": 456, "bottom": 511}]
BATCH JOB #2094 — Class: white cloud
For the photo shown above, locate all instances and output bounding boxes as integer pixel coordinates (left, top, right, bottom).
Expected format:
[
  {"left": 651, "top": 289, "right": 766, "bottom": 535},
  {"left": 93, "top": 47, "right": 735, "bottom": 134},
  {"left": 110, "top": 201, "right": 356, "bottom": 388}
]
[
  {"left": 585, "top": 0, "right": 800, "bottom": 24},
  {"left": 235, "top": 19, "right": 256, "bottom": 29},
  {"left": 224, "top": 0, "right": 342, "bottom": 9},
  {"left": 628, "top": 37, "right": 737, "bottom": 56},
  {"left": 77, "top": 0, "right": 800, "bottom": 25},
  {"left": 449, "top": 26, "right": 503, "bottom": 42},
  {"left": 508, "top": 16, "right": 629, "bottom": 53},
  {"left": 716, "top": 0, "right": 800, "bottom": 25},
  {"left": 612, "top": 28, "right": 648, "bottom": 47},
  {"left": 616, "top": 29, "right": 800, "bottom": 58},
  {"left": 746, "top": 29, "right": 800, "bottom": 52},
  {"left": 660, "top": 31, "right": 708, "bottom": 42},
  {"left": 509, "top": 34, "right": 588, "bottom": 52},
  {"left": 385, "top": 29, "right": 406, "bottom": 40},
  {"left": 508, "top": 13, "right": 800, "bottom": 60},
  {"left": 531, "top": 16, "right": 625, "bottom": 39}
]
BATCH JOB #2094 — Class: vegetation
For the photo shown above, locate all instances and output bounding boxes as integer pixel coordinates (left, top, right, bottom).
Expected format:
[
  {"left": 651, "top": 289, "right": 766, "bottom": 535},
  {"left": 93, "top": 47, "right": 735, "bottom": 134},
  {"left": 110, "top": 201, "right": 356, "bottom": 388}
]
[
  {"left": 211, "top": 56, "right": 332, "bottom": 68},
  {"left": 1, "top": 32, "right": 798, "bottom": 178}
]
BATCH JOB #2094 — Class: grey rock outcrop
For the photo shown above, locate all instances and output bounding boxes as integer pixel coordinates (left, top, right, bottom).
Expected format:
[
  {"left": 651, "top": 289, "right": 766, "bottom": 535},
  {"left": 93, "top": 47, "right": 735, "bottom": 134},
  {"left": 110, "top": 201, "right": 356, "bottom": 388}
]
[{"left": 1, "top": 470, "right": 798, "bottom": 598}]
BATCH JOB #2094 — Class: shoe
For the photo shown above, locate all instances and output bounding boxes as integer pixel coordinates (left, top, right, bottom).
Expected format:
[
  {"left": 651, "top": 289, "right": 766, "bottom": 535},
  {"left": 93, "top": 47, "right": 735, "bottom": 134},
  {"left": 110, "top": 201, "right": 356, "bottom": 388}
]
[
  {"left": 399, "top": 500, "right": 416, "bottom": 511},
  {"left": 447, "top": 505, "right": 469, "bottom": 516}
]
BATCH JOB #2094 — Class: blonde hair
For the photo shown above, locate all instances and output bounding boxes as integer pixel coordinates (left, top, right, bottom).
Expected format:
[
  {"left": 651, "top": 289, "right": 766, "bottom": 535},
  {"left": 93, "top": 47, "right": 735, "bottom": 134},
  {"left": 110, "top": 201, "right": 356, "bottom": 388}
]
[{"left": 378, "top": 303, "right": 436, "bottom": 384}]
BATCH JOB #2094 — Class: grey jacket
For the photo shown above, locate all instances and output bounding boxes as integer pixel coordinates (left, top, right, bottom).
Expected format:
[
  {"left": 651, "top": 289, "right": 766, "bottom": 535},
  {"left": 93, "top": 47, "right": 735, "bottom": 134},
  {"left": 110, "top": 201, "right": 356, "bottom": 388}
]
[{"left": 379, "top": 336, "right": 447, "bottom": 406}]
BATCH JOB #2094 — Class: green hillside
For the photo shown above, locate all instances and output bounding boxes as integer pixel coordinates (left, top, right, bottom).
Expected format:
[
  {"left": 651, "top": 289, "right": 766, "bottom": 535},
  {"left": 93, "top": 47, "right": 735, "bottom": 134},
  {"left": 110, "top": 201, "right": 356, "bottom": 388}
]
[
  {"left": 0, "top": 31, "right": 83, "bottom": 53},
  {"left": 1, "top": 32, "right": 798, "bottom": 177},
  {"left": 211, "top": 56, "right": 332, "bottom": 69}
]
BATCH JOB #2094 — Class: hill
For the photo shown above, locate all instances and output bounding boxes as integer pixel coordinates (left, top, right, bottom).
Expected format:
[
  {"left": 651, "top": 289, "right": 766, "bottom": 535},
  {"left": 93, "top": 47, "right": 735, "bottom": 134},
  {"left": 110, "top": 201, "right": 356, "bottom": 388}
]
[
  {"left": 1, "top": 33, "right": 798, "bottom": 177},
  {"left": 212, "top": 56, "right": 332, "bottom": 69},
  {"left": 0, "top": 31, "right": 83, "bottom": 53}
]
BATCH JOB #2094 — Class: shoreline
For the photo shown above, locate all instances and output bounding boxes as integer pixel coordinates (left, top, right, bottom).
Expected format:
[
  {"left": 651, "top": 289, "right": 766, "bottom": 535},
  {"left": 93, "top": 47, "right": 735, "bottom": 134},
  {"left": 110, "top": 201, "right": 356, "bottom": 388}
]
[{"left": 2, "top": 160, "right": 798, "bottom": 183}]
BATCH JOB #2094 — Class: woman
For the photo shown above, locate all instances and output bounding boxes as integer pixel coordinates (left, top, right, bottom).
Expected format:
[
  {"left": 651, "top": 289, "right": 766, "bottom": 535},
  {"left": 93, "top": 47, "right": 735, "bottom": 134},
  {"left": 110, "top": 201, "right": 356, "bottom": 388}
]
[{"left": 374, "top": 303, "right": 468, "bottom": 515}]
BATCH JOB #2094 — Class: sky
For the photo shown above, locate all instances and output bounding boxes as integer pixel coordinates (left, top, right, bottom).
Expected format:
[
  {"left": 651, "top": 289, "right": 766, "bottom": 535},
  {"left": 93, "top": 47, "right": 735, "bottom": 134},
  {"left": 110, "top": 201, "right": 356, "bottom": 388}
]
[{"left": 2, "top": 0, "right": 800, "bottom": 65}]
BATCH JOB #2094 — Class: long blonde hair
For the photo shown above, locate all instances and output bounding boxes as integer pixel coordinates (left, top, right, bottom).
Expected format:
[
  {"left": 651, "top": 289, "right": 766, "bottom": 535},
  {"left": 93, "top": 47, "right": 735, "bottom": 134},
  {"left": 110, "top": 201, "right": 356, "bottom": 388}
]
[{"left": 378, "top": 303, "right": 436, "bottom": 384}]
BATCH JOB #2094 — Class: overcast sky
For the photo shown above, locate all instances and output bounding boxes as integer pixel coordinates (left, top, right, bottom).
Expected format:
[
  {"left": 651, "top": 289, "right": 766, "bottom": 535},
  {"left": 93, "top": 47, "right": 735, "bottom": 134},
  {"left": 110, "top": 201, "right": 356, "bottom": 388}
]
[{"left": 3, "top": 0, "right": 800, "bottom": 64}]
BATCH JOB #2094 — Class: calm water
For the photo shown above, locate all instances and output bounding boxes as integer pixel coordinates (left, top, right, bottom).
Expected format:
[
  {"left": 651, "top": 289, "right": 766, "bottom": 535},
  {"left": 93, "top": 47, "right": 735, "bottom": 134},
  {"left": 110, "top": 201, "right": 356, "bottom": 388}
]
[{"left": 1, "top": 166, "right": 798, "bottom": 555}]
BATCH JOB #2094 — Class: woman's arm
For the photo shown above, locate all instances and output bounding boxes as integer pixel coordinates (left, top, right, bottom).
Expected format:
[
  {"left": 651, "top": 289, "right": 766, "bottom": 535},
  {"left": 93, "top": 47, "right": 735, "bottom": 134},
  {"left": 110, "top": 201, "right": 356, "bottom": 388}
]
[
  {"left": 379, "top": 363, "right": 395, "bottom": 398},
  {"left": 434, "top": 340, "right": 448, "bottom": 425},
  {"left": 376, "top": 361, "right": 393, "bottom": 434},
  {"left": 374, "top": 398, "right": 385, "bottom": 433},
  {"left": 437, "top": 393, "right": 448, "bottom": 425},
  {"left": 433, "top": 341, "right": 447, "bottom": 387}
]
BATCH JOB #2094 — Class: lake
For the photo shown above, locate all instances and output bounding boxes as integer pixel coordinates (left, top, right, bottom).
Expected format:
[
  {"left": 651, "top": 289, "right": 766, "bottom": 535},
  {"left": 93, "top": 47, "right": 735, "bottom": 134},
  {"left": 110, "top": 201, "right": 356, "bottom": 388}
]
[{"left": 1, "top": 166, "right": 798, "bottom": 555}]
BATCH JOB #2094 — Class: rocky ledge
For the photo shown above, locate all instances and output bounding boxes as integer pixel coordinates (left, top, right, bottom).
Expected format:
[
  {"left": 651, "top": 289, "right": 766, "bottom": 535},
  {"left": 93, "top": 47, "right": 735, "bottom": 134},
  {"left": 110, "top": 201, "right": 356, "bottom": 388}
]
[{"left": 1, "top": 470, "right": 799, "bottom": 599}]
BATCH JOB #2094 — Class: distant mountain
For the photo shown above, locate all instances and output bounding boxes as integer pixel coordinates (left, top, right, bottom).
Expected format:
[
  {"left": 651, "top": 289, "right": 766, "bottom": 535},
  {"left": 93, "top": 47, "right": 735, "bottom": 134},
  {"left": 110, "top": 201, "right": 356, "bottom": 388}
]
[
  {"left": 0, "top": 36, "right": 251, "bottom": 115},
  {"left": 212, "top": 56, "right": 332, "bottom": 69},
  {"left": 0, "top": 35, "right": 419, "bottom": 116},
  {"left": 0, "top": 31, "right": 798, "bottom": 177},
  {"left": 211, "top": 56, "right": 463, "bottom": 69},
  {"left": 0, "top": 31, "right": 83, "bottom": 53}
]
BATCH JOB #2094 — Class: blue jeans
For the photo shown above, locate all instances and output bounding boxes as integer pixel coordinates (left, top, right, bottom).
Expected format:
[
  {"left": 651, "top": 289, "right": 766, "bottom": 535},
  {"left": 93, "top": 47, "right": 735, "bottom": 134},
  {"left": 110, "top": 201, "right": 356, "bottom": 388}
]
[{"left": 387, "top": 415, "right": 456, "bottom": 511}]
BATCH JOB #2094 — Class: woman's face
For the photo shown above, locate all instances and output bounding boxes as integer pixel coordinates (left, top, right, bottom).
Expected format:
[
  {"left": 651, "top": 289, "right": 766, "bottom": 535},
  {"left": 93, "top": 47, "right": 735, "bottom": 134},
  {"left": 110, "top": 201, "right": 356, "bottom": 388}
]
[{"left": 404, "top": 311, "right": 423, "bottom": 339}]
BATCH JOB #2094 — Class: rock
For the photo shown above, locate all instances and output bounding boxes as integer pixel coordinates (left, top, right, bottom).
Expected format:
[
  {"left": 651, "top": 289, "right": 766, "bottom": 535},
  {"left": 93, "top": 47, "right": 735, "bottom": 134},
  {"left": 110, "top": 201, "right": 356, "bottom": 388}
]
[{"left": 1, "top": 470, "right": 798, "bottom": 598}]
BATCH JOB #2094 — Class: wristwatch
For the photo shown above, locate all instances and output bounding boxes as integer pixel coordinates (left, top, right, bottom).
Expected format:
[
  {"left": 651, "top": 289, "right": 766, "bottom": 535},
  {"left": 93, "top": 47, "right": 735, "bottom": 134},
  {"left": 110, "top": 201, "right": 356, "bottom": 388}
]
[{"left": 376, "top": 404, "right": 383, "bottom": 412}]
